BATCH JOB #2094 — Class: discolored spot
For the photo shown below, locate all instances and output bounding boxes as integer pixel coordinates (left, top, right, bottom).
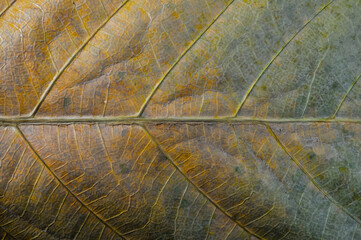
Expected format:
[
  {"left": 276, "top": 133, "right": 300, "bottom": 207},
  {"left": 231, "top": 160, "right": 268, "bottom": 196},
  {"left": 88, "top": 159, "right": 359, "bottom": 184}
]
[
  {"left": 180, "top": 198, "right": 190, "bottom": 208},
  {"left": 63, "top": 97, "right": 71, "bottom": 108},
  {"left": 235, "top": 166, "right": 244, "bottom": 174},
  {"left": 352, "top": 193, "right": 360, "bottom": 201},
  {"left": 118, "top": 163, "right": 131, "bottom": 174},
  {"left": 317, "top": 174, "right": 325, "bottom": 181},
  {"left": 117, "top": 71, "right": 126, "bottom": 80},
  {"left": 331, "top": 82, "right": 338, "bottom": 89},
  {"left": 339, "top": 166, "right": 348, "bottom": 174},
  {"left": 307, "top": 151, "right": 316, "bottom": 160}
]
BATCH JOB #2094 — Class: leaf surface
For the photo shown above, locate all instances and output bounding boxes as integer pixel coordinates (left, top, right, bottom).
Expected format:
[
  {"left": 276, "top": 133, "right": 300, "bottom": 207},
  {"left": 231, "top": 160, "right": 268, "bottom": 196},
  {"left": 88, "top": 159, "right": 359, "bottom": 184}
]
[{"left": 0, "top": 0, "right": 361, "bottom": 239}]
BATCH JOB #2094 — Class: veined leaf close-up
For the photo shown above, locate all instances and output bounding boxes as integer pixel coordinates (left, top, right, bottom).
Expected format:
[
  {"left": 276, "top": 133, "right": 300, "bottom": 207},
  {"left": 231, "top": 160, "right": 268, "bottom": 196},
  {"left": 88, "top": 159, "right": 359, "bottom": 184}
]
[{"left": 0, "top": 0, "right": 361, "bottom": 239}]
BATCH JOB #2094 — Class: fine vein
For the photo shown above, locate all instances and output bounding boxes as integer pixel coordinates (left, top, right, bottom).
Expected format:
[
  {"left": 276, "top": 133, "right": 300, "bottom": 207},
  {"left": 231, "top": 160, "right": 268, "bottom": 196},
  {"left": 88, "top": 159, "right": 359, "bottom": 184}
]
[
  {"left": 15, "top": 126, "right": 128, "bottom": 240},
  {"left": 29, "top": 0, "right": 131, "bottom": 117},
  {"left": 233, "top": 0, "right": 336, "bottom": 117}
]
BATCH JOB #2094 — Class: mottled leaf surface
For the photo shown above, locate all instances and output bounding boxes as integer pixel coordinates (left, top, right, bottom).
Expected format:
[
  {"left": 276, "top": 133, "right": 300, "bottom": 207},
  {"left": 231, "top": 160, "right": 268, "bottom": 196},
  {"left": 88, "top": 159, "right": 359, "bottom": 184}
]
[{"left": 0, "top": 0, "right": 360, "bottom": 239}]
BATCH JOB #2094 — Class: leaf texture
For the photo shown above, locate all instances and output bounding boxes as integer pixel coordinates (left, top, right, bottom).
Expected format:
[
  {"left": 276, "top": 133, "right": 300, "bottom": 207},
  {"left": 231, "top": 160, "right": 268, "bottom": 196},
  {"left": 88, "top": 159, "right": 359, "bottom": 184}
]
[{"left": 0, "top": 0, "right": 361, "bottom": 239}]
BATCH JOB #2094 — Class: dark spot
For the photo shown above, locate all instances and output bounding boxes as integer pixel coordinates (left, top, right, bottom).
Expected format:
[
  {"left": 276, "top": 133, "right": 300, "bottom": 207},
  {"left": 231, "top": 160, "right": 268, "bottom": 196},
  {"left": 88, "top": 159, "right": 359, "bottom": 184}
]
[
  {"left": 180, "top": 198, "right": 190, "bottom": 209},
  {"left": 121, "top": 128, "right": 129, "bottom": 137},
  {"left": 173, "top": 185, "right": 182, "bottom": 194},
  {"left": 118, "top": 163, "right": 130, "bottom": 174},
  {"left": 235, "top": 166, "right": 243, "bottom": 174},
  {"left": 253, "top": 185, "right": 261, "bottom": 192},
  {"left": 63, "top": 97, "right": 71, "bottom": 108},
  {"left": 331, "top": 82, "right": 338, "bottom": 89},
  {"left": 307, "top": 152, "right": 316, "bottom": 160},
  {"left": 115, "top": 72, "right": 126, "bottom": 83},
  {"left": 339, "top": 166, "right": 348, "bottom": 174},
  {"left": 352, "top": 192, "right": 360, "bottom": 201},
  {"left": 158, "top": 155, "right": 168, "bottom": 162},
  {"left": 341, "top": 126, "right": 348, "bottom": 134},
  {"left": 318, "top": 174, "right": 325, "bottom": 180}
]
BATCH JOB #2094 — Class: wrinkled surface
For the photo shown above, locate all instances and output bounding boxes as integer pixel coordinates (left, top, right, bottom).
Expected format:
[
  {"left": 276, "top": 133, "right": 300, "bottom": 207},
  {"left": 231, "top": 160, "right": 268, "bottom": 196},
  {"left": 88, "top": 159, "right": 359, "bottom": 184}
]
[{"left": 1, "top": 0, "right": 361, "bottom": 239}]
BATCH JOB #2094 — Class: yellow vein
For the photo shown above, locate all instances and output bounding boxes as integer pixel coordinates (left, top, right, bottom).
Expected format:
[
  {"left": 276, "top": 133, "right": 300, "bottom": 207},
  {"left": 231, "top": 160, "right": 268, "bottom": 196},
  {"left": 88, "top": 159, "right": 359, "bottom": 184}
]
[
  {"left": 15, "top": 126, "right": 128, "bottom": 240},
  {"left": 29, "top": 0, "right": 131, "bottom": 117},
  {"left": 265, "top": 124, "right": 361, "bottom": 227},
  {"left": 233, "top": 0, "right": 336, "bottom": 117},
  {"left": 0, "top": 0, "right": 16, "bottom": 19},
  {"left": 331, "top": 72, "right": 361, "bottom": 118},
  {"left": 140, "top": 124, "right": 264, "bottom": 240},
  {"left": 136, "top": 0, "right": 236, "bottom": 117}
]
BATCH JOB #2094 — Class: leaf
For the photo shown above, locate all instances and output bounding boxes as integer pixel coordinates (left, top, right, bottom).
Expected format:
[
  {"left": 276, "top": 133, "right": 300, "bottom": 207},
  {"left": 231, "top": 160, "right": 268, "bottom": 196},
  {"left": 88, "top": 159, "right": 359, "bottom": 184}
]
[{"left": 0, "top": 0, "right": 360, "bottom": 239}]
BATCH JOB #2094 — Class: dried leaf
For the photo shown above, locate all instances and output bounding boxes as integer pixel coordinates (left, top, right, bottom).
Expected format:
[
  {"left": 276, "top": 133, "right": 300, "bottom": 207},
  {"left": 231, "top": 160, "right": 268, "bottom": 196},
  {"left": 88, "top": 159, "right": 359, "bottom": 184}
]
[{"left": 0, "top": 0, "right": 360, "bottom": 239}]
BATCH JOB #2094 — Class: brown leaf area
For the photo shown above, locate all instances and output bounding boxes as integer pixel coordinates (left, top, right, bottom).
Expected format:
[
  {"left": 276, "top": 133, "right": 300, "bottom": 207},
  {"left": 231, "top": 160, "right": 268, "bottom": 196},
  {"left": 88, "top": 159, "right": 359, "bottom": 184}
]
[{"left": 1, "top": 0, "right": 361, "bottom": 239}]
